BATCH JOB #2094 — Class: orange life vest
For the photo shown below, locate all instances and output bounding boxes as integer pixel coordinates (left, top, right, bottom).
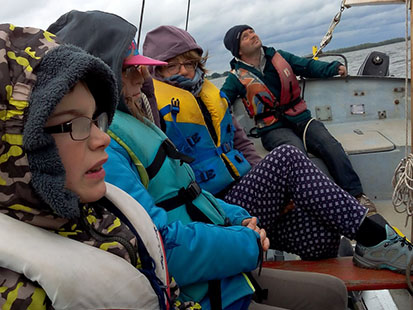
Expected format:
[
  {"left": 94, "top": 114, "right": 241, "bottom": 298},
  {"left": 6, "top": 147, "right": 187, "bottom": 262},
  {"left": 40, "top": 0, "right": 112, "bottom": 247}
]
[{"left": 231, "top": 52, "right": 307, "bottom": 132}]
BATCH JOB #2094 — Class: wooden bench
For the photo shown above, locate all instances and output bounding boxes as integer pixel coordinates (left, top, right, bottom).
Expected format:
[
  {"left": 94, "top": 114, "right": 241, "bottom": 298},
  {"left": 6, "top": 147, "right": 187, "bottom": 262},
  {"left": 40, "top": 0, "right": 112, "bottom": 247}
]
[{"left": 263, "top": 257, "right": 412, "bottom": 291}]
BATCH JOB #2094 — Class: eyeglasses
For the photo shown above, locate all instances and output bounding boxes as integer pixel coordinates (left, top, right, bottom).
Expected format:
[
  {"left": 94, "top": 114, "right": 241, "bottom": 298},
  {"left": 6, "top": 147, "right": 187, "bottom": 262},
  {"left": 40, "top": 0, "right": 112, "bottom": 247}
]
[
  {"left": 44, "top": 112, "right": 108, "bottom": 141},
  {"left": 165, "top": 61, "right": 198, "bottom": 75},
  {"left": 123, "top": 65, "right": 141, "bottom": 77}
]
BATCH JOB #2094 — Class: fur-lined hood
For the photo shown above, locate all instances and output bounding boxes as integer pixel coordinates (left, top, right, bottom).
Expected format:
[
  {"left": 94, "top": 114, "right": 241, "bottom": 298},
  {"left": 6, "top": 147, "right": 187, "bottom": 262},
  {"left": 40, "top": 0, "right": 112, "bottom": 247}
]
[{"left": 0, "top": 24, "right": 118, "bottom": 223}]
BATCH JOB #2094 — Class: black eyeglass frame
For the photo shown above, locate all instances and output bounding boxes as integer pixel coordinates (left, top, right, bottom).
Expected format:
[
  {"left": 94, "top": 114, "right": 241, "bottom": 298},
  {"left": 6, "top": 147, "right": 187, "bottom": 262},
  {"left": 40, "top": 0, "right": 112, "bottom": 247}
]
[
  {"left": 44, "top": 112, "right": 108, "bottom": 141},
  {"left": 165, "top": 61, "right": 198, "bottom": 75}
]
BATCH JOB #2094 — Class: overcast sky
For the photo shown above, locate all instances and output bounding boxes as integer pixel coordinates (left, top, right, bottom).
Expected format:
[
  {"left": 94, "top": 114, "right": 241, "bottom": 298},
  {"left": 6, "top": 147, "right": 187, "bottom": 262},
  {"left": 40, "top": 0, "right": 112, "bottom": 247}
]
[{"left": 1, "top": 0, "right": 408, "bottom": 73}]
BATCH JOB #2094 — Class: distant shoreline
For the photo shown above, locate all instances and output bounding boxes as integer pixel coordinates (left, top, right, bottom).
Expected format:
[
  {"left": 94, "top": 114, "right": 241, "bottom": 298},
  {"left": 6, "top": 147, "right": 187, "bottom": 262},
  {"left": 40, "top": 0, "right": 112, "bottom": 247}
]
[
  {"left": 208, "top": 37, "right": 408, "bottom": 79},
  {"left": 317, "top": 37, "right": 407, "bottom": 54}
]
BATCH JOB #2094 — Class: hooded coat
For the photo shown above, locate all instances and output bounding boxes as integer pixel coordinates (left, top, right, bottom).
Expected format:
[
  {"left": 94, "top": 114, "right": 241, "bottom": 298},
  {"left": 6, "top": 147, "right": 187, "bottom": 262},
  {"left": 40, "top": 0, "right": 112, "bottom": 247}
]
[
  {"left": 144, "top": 25, "right": 262, "bottom": 169},
  {"left": 48, "top": 10, "right": 262, "bottom": 309},
  {"left": 142, "top": 25, "right": 262, "bottom": 196},
  {"left": 0, "top": 24, "right": 168, "bottom": 309}
]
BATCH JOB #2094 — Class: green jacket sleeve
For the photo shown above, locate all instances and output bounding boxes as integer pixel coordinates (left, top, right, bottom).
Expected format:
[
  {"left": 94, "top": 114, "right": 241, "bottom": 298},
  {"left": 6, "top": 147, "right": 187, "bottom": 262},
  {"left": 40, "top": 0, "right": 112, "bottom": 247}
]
[
  {"left": 278, "top": 49, "right": 341, "bottom": 78},
  {"left": 221, "top": 73, "right": 246, "bottom": 105}
]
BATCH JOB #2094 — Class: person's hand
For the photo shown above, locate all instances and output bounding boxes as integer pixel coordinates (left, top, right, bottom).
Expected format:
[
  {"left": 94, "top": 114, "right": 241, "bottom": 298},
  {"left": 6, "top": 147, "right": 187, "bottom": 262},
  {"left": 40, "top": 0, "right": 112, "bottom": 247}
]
[
  {"left": 242, "top": 217, "right": 270, "bottom": 251},
  {"left": 337, "top": 65, "right": 347, "bottom": 77},
  {"left": 140, "top": 65, "right": 152, "bottom": 81}
]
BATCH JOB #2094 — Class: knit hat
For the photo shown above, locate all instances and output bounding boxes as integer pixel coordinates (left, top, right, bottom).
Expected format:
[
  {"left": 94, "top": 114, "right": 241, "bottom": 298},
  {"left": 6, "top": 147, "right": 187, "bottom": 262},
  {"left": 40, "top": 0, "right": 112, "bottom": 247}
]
[
  {"left": 25, "top": 44, "right": 118, "bottom": 218},
  {"left": 143, "top": 25, "right": 203, "bottom": 62},
  {"left": 223, "top": 25, "right": 253, "bottom": 58}
]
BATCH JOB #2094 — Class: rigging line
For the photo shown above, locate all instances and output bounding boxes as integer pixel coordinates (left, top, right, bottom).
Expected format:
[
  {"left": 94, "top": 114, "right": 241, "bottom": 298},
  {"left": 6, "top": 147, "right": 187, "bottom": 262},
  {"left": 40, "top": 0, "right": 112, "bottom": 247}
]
[
  {"left": 405, "top": 0, "right": 409, "bottom": 158},
  {"left": 137, "top": 0, "right": 146, "bottom": 48},
  {"left": 392, "top": 0, "right": 413, "bottom": 227},
  {"left": 185, "top": 0, "right": 191, "bottom": 31},
  {"left": 313, "top": 0, "right": 346, "bottom": 58}
]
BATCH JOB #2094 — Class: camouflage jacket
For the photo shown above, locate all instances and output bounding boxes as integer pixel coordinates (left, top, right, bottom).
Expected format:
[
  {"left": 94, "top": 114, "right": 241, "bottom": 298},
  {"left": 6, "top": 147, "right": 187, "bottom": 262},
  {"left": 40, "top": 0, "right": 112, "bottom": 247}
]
[{"left": 0, "top": 24, "right": 169, "bottom": 310}]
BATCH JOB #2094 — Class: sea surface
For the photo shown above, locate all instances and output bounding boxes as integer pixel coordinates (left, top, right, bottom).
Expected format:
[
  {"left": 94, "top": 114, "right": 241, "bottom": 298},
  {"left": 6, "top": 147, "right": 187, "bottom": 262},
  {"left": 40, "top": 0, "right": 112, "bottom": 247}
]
[
  {"left": 319, "top": 40, "right": 410, "bottom": 77},
  {"left": 211, "top": 40, "right": 410, "bottom": 88}
]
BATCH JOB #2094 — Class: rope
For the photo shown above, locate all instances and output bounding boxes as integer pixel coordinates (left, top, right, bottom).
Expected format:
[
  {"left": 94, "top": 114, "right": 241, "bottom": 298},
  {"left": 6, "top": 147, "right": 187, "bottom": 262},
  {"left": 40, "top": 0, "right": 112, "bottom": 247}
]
[
  {"left": 392, "top": 155, "right": 413, "bottom": 225},
  {"left": 405, "top": 0, "right": 410, "bottom": 159},
  {"left": 391, "top": 0, "right": 413, "bottom": 291},
  {"left": 392, "top": 0, "right": 413, "bottom": 228},
  {"left": 141, "top": 92, "right": 155, "bottom": 123},
  {"left": 302, "top": 118, "right": 316, "bottom": 153}
]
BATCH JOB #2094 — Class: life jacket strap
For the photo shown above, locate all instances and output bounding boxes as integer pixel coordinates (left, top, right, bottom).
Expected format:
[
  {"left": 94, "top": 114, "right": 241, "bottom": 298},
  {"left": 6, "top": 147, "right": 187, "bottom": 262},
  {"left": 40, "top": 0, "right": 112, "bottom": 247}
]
[
  {"left": 146, "top": 139, "right": 194, "bottom": 180},
  {"left": 186, "top": 132, "right": 201, "bottom": 147},
  {"left": 254, "top": 96, "right": 302, "bottom": 123},
  {"left": 157, "top": 181, "right": 224, "bottom": 308},
  {"left": 208, "top": 279, "right": 222, "bottom": 310},
  {"left": 196, "top": 169, "right": 216, "bottom": 183},
  {"left": 156, "top": 181, "right": 201, "bottom": 212}
]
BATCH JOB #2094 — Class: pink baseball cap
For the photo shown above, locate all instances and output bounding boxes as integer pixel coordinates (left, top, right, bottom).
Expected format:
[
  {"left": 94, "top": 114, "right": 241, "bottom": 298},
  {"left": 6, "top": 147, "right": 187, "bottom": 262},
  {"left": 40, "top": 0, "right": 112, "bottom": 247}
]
[{"left": 123, "top": 40, "right": 167, "bottom": 66}]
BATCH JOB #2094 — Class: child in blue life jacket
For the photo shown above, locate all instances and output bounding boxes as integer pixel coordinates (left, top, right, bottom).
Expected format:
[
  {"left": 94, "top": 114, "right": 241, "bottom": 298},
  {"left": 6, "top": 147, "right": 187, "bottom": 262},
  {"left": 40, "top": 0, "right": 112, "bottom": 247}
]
[
  {"left": 48, "top": 10, "right": 349, "bottom": 310},
  {"left": 0, "top": 24, "right": 171, "bottom": 309}
]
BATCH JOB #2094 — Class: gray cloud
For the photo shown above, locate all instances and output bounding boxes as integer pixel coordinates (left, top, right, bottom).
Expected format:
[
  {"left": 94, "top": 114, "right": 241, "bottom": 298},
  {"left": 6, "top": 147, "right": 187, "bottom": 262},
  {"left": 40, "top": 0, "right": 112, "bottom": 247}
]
[{"left": 1, "top": 0, "right": 406, "bottom": 73}]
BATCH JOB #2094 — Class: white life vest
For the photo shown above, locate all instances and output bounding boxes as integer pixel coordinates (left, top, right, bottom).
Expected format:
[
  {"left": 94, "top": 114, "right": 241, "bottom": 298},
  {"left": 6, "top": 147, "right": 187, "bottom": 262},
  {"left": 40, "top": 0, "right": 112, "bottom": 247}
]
[{"left": 0, "top": 183, "right": 168, "bottom": 310}]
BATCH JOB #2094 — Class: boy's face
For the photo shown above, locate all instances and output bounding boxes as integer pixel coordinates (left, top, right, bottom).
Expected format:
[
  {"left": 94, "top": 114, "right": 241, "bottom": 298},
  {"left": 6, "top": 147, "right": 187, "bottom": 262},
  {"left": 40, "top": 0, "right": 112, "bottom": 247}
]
[{"left": 44, "top": 82, "right": 111, "bottom": 203}]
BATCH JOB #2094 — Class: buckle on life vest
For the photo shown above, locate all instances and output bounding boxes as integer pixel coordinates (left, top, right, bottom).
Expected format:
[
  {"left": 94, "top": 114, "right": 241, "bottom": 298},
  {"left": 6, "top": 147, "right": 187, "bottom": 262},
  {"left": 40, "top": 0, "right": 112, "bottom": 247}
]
[
  {"left": 199, "top": 169, "right": 215, "bottom": 182},
  {"left": 171, "top": 98, "right": 180, "bottom": 114},
  {"left": 235, "top": 154, "right": 244, "bottom": 163},
  {"left": 220, "top": 142, "right": 231, "bottom": 154},
  {"left": 226, "top": 124, "right": 233, "bottom": 133},
  {"left": 186, "top": 133, "right": 201, "bottom": 147},
  {"left": 182, "top": 181, "right": 202, "bottom": 201}
]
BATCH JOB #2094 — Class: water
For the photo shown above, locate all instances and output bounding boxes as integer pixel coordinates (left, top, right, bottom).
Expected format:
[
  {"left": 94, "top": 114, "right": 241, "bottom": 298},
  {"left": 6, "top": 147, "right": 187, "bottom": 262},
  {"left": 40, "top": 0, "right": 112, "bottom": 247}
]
[
  {"left": 211, "top": 40, "right": 410, "bottom": 88},
  {"left": 319, "top": 40, "right": 410, "bottom": 78}
]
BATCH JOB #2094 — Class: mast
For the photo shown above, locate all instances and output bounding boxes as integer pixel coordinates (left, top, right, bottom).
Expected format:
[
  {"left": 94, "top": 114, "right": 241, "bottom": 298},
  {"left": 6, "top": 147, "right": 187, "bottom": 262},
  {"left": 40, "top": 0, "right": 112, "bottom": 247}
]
[
  {"left": 185, "top": 0, "right": 191, "bottom": 31},
  {"left": 137, "top": 0, "right": 146, "bottom": 48}
]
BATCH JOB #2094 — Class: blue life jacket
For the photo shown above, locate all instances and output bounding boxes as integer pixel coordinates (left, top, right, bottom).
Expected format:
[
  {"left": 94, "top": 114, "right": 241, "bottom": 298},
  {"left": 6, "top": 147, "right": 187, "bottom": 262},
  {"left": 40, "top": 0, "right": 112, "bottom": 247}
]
[
  {"left": 107, "top": 111, "right": 255, "bottom": 306},
  {"left": 154, "top": 79, "right": 251, "bottom": 194}
]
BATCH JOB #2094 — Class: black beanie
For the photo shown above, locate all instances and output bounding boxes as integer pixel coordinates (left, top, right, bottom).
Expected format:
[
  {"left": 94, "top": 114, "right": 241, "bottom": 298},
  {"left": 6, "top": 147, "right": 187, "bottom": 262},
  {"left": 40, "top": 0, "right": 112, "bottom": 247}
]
[{"left": 223, "top": 25, "right": 253, "bottom": 58}]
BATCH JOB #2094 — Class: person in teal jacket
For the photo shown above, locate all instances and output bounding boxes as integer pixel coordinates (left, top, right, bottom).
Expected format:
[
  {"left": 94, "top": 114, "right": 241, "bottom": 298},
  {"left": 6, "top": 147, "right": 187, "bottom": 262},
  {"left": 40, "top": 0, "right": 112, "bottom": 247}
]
[
  {"left": 222, "top": 25, "right": 376, "bottom": 215},
  {"left": 48, "top": 10, "right": 350, "bottom": 310}
]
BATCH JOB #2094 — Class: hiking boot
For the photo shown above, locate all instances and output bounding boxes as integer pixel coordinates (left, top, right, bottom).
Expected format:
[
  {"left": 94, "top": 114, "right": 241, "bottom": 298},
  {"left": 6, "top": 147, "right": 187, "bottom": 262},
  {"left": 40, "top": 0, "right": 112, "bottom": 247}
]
[
  {"left": 356, "top": 193, "right": 377, "bottom": 216},
  {"left": 353, "top": 225, "right": 413, "bottom": 273}
]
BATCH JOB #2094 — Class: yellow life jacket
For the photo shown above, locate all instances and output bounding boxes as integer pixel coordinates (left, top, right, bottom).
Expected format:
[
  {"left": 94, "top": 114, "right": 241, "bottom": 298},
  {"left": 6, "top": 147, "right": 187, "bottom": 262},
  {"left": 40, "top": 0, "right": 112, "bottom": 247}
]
[{"left": 154, "top": 79, "right": 251, "bottom": 194}]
